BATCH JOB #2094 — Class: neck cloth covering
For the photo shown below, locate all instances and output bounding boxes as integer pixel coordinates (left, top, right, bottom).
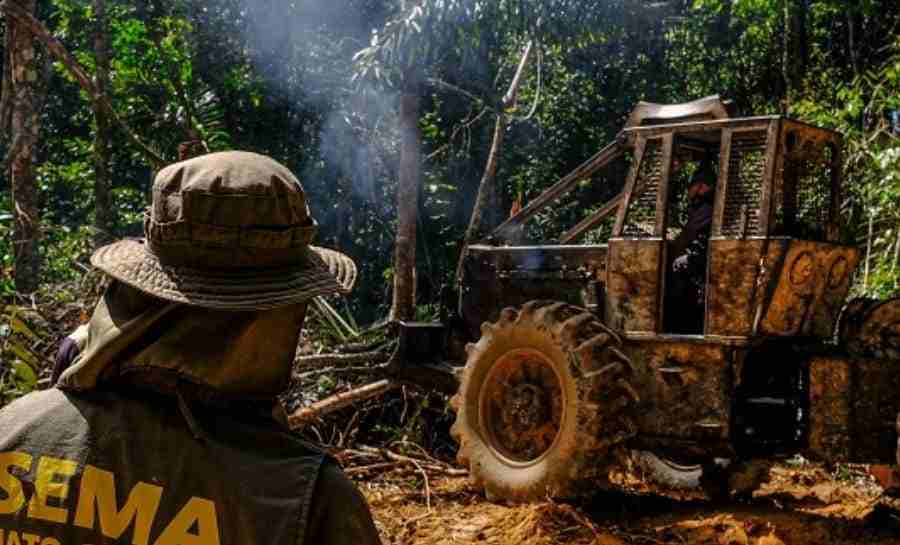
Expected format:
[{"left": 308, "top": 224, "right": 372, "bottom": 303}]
[{"left": 57, "top": 281, "right": 305, "bottom": 402}]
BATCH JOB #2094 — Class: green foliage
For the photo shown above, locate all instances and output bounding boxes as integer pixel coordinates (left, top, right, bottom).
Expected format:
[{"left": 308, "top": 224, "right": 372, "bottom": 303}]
[
  {"left": 4, "top": 0, "right": 899, "bottom": 330},
  {"left": 794, "top": 39, "right": 900, "bottom": 297},
  {"left": 0, "top": 307, "right": 44, "bottom": 404}
]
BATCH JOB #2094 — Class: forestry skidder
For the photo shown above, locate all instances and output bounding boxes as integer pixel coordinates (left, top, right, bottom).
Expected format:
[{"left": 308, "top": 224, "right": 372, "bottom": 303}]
[{"left": 390, "top": 96, "right": 900, "bottom": 502}]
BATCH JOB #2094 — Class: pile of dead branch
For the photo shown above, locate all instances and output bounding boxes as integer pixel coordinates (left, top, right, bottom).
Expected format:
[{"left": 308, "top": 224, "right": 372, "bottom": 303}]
[
  {"left": 283, "top": 315, "right": 458, "bottom": 463},
  {"left": 5, "top": 280, "right": 462, "bottom": 474}
]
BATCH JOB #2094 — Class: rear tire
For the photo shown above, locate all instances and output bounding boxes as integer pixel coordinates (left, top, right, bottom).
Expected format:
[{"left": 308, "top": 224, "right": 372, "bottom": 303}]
[
  {"left": 450, "top": 300, "right": 638, "bottom": 501},
  {"left": 700, "top": 459, "right": 772, "bottom": 501},
  {"left": 633, "top": 451, "right": 702, "bottom": 489}
]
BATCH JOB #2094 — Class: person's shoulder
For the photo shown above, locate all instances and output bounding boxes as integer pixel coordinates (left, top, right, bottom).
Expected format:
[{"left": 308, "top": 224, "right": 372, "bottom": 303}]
[
  {"left": 0, "top": 388, "right": 71, "bottom": 418},
  {"left": 0, "top": 389, "right": 136, "bottom": 432},
  {"left": 0, "top": 389, "right": 83, "bottom": 444}
]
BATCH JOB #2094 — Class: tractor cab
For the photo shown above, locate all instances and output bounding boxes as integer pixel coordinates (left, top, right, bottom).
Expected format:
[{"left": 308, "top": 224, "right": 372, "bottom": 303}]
[
  {"left": 406, "top": 96, "right": 900, "bottom": 503},
  {"left": 461, "top": 97, "right": 859, "bottom": 347},
  {"left": 608, "top": 115, "right": 856, "bottom": 342}
]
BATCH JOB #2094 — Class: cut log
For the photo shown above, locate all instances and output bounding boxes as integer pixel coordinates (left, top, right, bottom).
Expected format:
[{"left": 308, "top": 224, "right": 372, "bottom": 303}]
[
  {"left": 294, "top": 350, "right": 391, "bottom": 370},
  {"left": 287, "top": 379, "right": 398, "bottom": 429}
]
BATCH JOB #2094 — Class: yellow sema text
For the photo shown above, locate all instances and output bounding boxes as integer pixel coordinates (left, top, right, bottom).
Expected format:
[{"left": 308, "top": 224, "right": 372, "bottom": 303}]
[{"left": 0, "top": 452, "right": 220, "bottom": 545}]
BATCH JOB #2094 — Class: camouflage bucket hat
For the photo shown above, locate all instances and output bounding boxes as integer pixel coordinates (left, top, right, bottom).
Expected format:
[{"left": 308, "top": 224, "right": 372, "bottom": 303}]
[{"left": 91, "top": 151, "right": 357, "bottom": 310}]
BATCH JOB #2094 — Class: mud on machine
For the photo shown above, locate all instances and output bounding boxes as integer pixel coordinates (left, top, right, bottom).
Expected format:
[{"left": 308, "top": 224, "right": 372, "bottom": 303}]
[{"left": 385, "top": 96, "right": 900, "bottom": 502}]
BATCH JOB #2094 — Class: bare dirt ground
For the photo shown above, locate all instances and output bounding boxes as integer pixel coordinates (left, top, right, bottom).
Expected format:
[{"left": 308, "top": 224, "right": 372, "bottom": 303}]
[
  {"left": 9, "top": 293, "right": 900, "bottom": 545},
  {"left": 355, "top": 461, "right": 900, "bottom": 545}
]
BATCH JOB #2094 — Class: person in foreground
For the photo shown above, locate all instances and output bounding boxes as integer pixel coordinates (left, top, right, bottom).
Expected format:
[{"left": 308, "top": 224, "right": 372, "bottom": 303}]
[{"left": 0, "top": 151, "right": 382, "bottom": 545}]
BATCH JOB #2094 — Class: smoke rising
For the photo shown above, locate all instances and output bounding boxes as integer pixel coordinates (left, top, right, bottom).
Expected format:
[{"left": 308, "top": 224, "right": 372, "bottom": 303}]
[{"left": 232, "top": 0, "right": 398, "bottom": 228}]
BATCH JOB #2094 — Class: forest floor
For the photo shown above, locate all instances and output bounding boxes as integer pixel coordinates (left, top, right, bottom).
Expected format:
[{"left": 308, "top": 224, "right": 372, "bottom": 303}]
[
  {"left": 354, "top": 460, "right": 900, "bottom": 545},
  {"left": 6, "top": 290, "right": 900, "bottom": 545}
]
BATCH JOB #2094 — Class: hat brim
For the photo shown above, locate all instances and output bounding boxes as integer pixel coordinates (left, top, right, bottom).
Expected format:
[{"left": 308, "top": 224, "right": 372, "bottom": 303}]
[{"left": 91, "top": 239, "right": 357, "bottom": 311}]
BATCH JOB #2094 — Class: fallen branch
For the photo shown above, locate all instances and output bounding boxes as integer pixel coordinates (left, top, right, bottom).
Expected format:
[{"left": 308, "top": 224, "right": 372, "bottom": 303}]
[
  {"left": 389, "top": 440, "right": 442, "bottom": 465},
  {"left": 344, "top": 462, "right": 403, "bottom": 475},
  {"left": 311, "top": 296, "right": 358, "bottom": 341},
  {"left": 411, "top": 456, "right": 432, "bottom": 510},
  {"left": 546, "top": 499, "right": 602, "bottom": 540},
  {"left": 294, "top": 349, "right": 391, "bottom": 370},
  {"left": 337, "top": 339, "right": 390, "bottom": 354},
  {"left": 344, "top": 463, "right": 465, "bottom": 481},
  {"left": 337, "top": 409, "right": 361, "bottom": 449},
  {"left": 293, "top": 363, "right": 387, "bottom": 381},
  {"left": 347, "top": 445, "right": 468, "bottom": 476},
  {"left": 287, "top": 379, "right": 398, "bottom": 429}
]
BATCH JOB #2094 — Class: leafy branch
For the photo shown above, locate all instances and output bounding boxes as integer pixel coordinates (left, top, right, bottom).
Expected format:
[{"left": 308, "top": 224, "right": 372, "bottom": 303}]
[{"left": 0, "top": 0, "right": 165, "bottom": 168}]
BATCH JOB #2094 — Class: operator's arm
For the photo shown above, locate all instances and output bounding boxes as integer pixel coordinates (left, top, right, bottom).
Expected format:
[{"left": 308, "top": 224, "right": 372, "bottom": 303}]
[
  {"left": 671, "top": 203, "right": 713, "bottom": 257},
  {"left": 305, "top": 461, "right": 382, "bottom": 545}
]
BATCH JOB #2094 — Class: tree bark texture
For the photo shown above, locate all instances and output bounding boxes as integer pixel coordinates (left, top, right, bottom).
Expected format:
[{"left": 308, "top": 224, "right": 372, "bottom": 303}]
[
  {"left": 390, "top": 91, "right": 421, "bottom": 321},
  {"left": 782, "top": 0, "right": 808, "bottom": 109},
  {"left": 780, "top": 0, "right": 790, "bottom": 111},
  {"left": 8, "top": 0, "right": 41, "bottom": 293},
  {"left": 1, "top": 23, "right": 13, "bottom": 137},
  {"left": 93, "top": 0, "right": 113, "bottom": 247}
]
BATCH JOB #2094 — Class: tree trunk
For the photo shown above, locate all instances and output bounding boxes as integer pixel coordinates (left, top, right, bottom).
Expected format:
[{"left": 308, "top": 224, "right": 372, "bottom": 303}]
[
  {"left": 1, "top": 22, "right": 13, "bottom": 138},
  {"left": 93, "top": 0, "right": 113, "bottom": 247},
  {"left": 8, "top": 0, "right": 42, "bottom": 293},
  {"left": 455, "top": 41, "right": 533, "bottom": 281},
  {"left": 847, "top": 7, "right": 860, "bottom": 77},
  {"left": 780, "top": 0, "right": 790, "bottom": 112},
  {"left": 794, "top": 0, "right": 808, "bottom": 82},
  {"left": 783, "top": 0, "right": 808, "bottom": 109},
  {"left": 454, "top": 112, "right": 507, "bottom": 280},
  {"left": 0, "top": 1, "right": 164, "bottom": 168},
  {"left": 390, "top": 91, "right": 421, "bottom": 321}
]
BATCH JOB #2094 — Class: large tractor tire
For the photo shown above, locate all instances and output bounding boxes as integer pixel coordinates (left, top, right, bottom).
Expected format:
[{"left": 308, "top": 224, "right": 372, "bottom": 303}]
[
  {"left": 632, "top": 451, "right": 703, "bottom": 489},
  {"left": 450, "top": 300, "right": 638, "bottom": 502}
]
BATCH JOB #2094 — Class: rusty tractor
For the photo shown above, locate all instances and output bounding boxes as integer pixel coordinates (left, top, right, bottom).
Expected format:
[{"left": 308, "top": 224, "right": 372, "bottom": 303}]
[{"left": 389, "top": 96, "right": 900, "bottom": 502}]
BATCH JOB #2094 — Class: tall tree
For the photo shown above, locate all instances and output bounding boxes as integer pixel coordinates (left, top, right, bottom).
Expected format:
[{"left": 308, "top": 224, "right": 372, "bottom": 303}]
[
  {"left": 781, "top": 0, "right": 809, "bottom": 110},
  {"left": 392, "top": 89, "right": 421, "bottom": 320},
  {"left": 0, "top": 1, "right": 163, "bottom": 167},
  {"left": 455, "top": 40, "right": 533, "bottom": 280},
  {"left": 6, "top": 0, "right": 42, "bottom": 293},
  {"left": 354, "top": 2, "right": 436, "bottom": 321},
  {"left": 356, "top": 1, "right": 579, "bottom": 318},
  {"left": 92, "top": 0, "right": 112, "bottom": 246}
]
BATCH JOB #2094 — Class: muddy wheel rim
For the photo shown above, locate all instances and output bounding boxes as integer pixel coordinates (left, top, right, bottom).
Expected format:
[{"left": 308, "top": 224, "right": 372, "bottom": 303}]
[{"left": 478, "top": 348, "right": 565, "bottom": 466}]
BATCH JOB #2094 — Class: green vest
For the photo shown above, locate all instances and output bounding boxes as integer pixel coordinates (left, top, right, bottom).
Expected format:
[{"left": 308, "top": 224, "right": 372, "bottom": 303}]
[{"left": 0, "top": 389, "right": 323, "bottom": 545}]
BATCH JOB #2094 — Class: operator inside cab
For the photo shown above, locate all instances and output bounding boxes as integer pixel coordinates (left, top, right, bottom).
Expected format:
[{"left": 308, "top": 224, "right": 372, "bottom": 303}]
[{"left": 664, "top": 159, "right": 715, "bottom": 334}]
